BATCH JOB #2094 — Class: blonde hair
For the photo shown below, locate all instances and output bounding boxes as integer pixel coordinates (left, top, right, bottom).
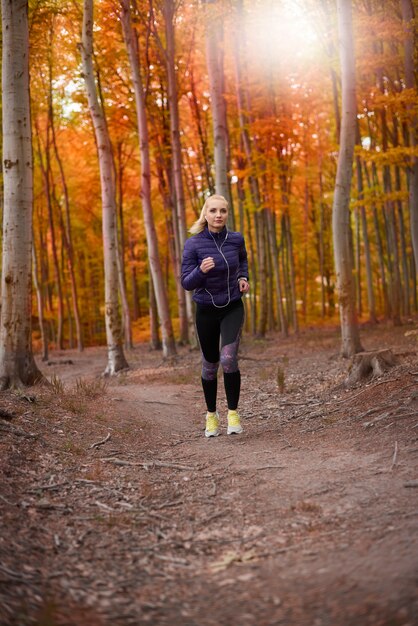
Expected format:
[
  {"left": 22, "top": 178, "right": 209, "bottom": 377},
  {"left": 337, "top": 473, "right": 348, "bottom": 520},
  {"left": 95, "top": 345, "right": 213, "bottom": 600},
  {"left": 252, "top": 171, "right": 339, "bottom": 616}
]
[{"left": 189, "top": 194, "right": 229, "bottom": 235}]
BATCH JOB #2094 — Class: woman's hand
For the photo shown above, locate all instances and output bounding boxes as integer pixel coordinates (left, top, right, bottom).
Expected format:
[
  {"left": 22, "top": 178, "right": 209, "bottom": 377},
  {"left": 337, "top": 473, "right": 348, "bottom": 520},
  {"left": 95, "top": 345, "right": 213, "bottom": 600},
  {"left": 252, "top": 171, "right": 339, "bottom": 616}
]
[
  {"left": 239, "top": 278, "right": 250, "bottom": 293},
  {"left": 200, "top": 257, "right": 215, "bottom": 274}
]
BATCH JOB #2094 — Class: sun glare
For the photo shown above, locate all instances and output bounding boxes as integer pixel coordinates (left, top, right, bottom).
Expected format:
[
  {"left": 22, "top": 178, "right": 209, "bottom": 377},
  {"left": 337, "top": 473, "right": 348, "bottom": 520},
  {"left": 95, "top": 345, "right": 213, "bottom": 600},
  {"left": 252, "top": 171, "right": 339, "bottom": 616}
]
[{"left": 244, "top": 0, "right": 320, "bottom": 68}]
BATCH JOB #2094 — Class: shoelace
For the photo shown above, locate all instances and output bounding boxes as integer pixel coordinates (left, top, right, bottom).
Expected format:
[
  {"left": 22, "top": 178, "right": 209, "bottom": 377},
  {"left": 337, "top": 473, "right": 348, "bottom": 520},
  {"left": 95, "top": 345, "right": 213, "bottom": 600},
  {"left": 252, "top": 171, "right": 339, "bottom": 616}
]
[
  {"left": 228, "top": 412, "right": 240, "bottom": 426},
  {"left": 206, "top": 414, "right": 219, "bottom": 430}
]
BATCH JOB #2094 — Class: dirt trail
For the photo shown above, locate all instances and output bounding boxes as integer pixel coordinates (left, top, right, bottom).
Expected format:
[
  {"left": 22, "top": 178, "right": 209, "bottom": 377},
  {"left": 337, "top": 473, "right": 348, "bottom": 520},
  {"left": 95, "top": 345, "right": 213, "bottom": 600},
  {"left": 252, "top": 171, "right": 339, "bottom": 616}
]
[{"left": 1, "top": 324, "right": 418, "bottom": 625}]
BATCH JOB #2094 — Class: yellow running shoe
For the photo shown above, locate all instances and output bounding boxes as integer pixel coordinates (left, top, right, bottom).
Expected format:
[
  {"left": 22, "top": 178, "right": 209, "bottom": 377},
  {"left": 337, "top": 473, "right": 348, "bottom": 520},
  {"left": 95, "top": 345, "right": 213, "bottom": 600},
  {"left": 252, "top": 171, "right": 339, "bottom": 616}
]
[
  {"left": 205, "top": 411, "right": 219, "bottom": 438},
  {"left": 227, "top": 410, "right": 243, "bottom": 435}
]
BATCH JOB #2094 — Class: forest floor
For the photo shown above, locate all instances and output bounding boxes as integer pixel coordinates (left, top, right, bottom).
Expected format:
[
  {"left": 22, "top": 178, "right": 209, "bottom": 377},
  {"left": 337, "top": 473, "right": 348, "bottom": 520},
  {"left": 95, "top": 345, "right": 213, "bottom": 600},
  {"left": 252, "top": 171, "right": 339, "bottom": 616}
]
[{"left": 0, "top": 320, "right": 418, "bottom": 626}]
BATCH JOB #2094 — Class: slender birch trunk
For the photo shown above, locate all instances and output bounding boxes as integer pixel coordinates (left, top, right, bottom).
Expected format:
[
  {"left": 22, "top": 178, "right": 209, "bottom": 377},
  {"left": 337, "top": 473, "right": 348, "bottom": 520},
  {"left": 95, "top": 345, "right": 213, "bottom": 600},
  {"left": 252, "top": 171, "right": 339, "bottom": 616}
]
[
  {"left": 266, "top": 208, "right": 287, "bottom": 336},
  {"left": 378, "top": 93, "right": 402, "bottom": 323},
  {"left": 45, "top": 138, "right": 65, "bottom": 349},
  {"left": 396, "top": 191, "right": 411, "bottom": 316},
  {"left": 162, "top": 0, "right": 196, "bottom": 345},
  {"left": 383, "top": 166, "right": 402, "bottom": 324},
  {"left": 246, "top": 208, "right": 257, "bottom": 335},
  {"left": 46, "top": 35, "right": 83, "bottom": 352},
  {"left": 354, "top": 207, "right": 361, "bottom": 317},
  {"left": 318, "top": 161, "right": 326, "bottom": 317},
  {"left": 203, "top": 0, "right": 233, "bottom": 226},
  {"left": 79, "top": 0, "right": 128, "bottom": 374},
  {"left": 401, "top": 0, "right": 418, "bottom": 277},
  {"left": 120, "top": 0, "right": 176, "bottom": 357},
  {"left": 50, "top": 120, "right": 84, "bottom": 351},
  {"left": 266, "top": 230, "right": 275, "bottom": 331},
  {"left": 356, "top": 155, "right": 376, "bottom": 323},
  {"left": 115, "top": 143, "right": 133, "bottom": 349},
  {"left": 365, "top": 161, "right": 390, "bottom": 318},
  {"left": 281, "top": 216, "right": 292, "bottom": 326},
  {"left": 332, "top": 0, "right": 362, "bottom": 356},
  {"left": 280, "top": 171, "right": 299, "bottom": 333},
  {"left": 128, "top": 222, "right": 141, "bottom": 320},
  {"left": 188, "top": 69, "right": 214, "bottom": 193},
  {"left": 32, "top": 244, "right": 48, "bottom": 362},
  {"left": 0, "top": 0, "right": 42, "bottom": 389},
  {"left": 284, "top": 211, "right": 299, "bottom": 333},
  {"left": 34, "top": 120, "right": 64, "bottom": 350},
  {"left": 149, "top": 276, "right": 161, "bottom": 351},
  {"left": 95, "top": 73, "right": 133, "bottom": 351},
  {"left": 303, "top": 179, "right": 309, "bottom": 321},
  {"left": 393, "top": 112, "right": 411, "bottom": 314},
  {"left": 255, "top": 210, "right": 267, "bottom": 337},
  {"left": 163, "top": 0, "right": 187, "bottom": 248}
]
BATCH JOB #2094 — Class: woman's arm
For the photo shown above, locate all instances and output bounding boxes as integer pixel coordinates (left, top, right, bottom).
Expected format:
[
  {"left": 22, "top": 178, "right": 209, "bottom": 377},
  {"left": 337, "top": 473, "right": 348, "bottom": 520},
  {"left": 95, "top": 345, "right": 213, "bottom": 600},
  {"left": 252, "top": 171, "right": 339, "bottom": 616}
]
[{"left": 181, "top": 240, "right": 207, "bottom": 291}]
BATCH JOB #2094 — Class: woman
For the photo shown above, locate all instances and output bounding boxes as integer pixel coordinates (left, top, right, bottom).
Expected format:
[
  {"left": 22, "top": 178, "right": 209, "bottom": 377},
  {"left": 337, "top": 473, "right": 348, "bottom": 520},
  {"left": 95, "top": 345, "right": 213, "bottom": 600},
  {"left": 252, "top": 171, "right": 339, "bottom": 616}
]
[{"left": 181, "top": 194, "right": 250, "bottom": 437}]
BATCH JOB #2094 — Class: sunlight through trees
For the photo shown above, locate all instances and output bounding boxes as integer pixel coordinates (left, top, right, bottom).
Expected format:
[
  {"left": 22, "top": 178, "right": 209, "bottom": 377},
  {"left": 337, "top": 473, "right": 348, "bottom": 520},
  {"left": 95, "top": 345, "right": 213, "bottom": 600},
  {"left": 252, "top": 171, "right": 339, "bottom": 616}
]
[{"left": 1, "top": 0, "right": 417, "bottom": 375}]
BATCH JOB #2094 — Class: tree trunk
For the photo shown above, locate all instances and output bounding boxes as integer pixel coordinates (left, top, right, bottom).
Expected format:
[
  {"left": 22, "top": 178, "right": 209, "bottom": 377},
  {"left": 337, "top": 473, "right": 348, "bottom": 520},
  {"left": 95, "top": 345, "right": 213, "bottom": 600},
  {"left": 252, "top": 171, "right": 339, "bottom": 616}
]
[
  {"left": 149, "top": 276, "right": 161, "bottom": 351},
  {"left": 281, "top": 215, "right": 291, "bottom": 326},
  {"left": 266, "top": 208, "right": 287, "bottom": 336},
  {"left": 317, "top": 148, "right": 327, "bottom": 317},
  {"left": 266, "top": 230, "right": 274, "bottom": 331},
  {"left": 32, "top": 244, "right": 48, "bottom": 362},
  {"left": 80, "top": 0, "right": 128, "bottom": 374},
  {"left": 400, "top": 0, "right": 418, "bottom": 278},
  {"left": 0, "top": 0, "right": 42, "bottom": 389},
  {"left": 332, "top": 0, "right": 363, "bottom": 357},
  {"left": 163, "top": 0, "right": 194, "bottom": 345},
  {"left": 154, "top": 144, "right": 187, "bottom": 341},
  {"left": 355, "top": 128, "right": 376, "bottom": 323},
  {"left": 128, "top": 222, "right": 141, "bottom": 321},
  {"left": 379, "top": 103, "right": 402, "bottom": 324},
  {"left": 284, "top": 210, "right": 299, "bottom": 333},
  {"left": 365, "top": 161, "right": 390, "bottom": 318},
  {"left": 345, "top": 349, "right": 396, "bottom": 387},
  {"left": 115, "top": 142, "right": 134, "bottom": 350},
  {"left": 47, "top": 40, "right": 84, "bottom": 352},
  {"left": 255, "top": 209, "right": 268, "bottom": 337},
  {"left": 120, "top": 0, "right": 176, "bottom": 358},
  {"left": 321, "top": 0, "right": 341, "bottom": 142},
  {"left": 246, "top": 207, "right": 257, "bottom": 335},
  {"left": 203, "top": 0, "right": 233, "bottom": 227},
  {"left": 188, "top": 69, "right": 214, "bottom": 193},
  {"left": 233, "top": 0, "right": 263, "bottom": 219},
  {"left": 396, "top": 192, "right": 411, "bottom": 316},
  {"left": 360, "top": 198, "right": 377, "bottom": 324},
  {"left": 280, "top": 170, "right": 298, "bottom": 332},
  {"left": 34, "top": 119, "right": 64, "bottom": 350},
  {"left": 302, "top": 178, "right": 309, "bottom": 321},
  {"left": 354, "top": 206, "right": 362, "bottom": 317}
]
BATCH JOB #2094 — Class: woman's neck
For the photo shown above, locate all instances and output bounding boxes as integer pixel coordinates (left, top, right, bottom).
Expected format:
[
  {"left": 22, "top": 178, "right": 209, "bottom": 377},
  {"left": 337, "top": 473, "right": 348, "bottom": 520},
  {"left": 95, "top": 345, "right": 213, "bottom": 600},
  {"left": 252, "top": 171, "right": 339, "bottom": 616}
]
[{"left": 207, "top": 225, "right": 225, "bottom": 234}]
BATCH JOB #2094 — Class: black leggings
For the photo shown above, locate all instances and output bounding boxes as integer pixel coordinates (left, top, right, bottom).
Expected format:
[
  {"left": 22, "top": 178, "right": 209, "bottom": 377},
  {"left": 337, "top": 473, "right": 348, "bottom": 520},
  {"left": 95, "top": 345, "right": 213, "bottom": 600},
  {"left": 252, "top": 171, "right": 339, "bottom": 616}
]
[{"left": 195, "top": 299, "right": 244, "bottom": 412}]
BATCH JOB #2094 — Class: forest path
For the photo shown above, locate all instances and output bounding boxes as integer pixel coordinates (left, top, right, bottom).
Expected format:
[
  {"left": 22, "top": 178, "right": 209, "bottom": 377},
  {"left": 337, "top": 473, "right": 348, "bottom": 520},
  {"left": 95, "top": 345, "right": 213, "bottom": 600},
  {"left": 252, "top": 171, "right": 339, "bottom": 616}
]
[{"left": 1, "top": 324, "right": 418, "bottom": 625}]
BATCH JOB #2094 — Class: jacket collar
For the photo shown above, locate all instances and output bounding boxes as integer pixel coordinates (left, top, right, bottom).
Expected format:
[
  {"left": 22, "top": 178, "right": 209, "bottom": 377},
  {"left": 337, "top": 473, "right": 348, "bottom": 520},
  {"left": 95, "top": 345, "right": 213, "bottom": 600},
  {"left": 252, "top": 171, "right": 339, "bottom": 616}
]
[{"left": 203, "top": 225, "right": 227, "bottom": 242}]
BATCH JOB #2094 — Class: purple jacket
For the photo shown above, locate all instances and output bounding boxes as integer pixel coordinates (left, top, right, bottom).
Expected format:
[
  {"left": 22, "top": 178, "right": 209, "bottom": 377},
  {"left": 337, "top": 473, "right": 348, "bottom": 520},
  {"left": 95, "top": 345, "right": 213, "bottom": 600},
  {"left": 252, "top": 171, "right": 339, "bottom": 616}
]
[{"left": 181, "top": 226, "right": 249, "bottom": 307}]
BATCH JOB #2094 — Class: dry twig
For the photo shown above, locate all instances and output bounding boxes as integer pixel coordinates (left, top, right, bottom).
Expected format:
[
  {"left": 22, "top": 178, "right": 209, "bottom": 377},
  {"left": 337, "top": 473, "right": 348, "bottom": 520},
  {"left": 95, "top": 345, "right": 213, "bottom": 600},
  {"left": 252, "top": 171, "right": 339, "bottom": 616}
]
[
  {"left": 255, "top": 465, "right": 286, "bottom": 470},
  {"left": 89, "top": 432, "right": 111, "bottom": 449},
  {"left": 28, "top": 481, "right": 69, "bottom": 492},
  {"left": 100, "top": 457, "right": 197, "bottom": 471},
  {"left": 391, "top": 441, "right": 398, "bottom": 470},
  {"left": 0, "top": 422, "right": 37, "bottom": 438}
]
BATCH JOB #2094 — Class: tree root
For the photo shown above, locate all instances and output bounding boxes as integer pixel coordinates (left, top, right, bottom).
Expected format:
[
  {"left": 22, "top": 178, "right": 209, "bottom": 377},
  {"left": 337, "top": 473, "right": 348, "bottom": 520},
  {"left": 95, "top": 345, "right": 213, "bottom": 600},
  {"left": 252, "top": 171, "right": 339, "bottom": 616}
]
[{"left": 345, "top": 349, "right": 396, "bottom": 387}]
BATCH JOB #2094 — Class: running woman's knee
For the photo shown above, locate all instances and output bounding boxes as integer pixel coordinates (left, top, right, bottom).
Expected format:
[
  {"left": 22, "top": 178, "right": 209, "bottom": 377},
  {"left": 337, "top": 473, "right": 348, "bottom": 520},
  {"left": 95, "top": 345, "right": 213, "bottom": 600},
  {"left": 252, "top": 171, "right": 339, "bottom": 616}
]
[
  {"left": 202, "top": 358, "right": 219, "bottom": 380},
  {"left": 220, "top": 343, "right": 239, "bottom": 373}
]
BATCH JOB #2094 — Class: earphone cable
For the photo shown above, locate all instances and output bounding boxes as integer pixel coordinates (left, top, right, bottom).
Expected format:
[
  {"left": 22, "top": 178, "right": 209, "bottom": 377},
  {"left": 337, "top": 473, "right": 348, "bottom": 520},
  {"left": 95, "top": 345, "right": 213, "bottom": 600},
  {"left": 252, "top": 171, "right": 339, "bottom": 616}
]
[{"left": 204, "top": 230, "right": 231, "bottom": 308}]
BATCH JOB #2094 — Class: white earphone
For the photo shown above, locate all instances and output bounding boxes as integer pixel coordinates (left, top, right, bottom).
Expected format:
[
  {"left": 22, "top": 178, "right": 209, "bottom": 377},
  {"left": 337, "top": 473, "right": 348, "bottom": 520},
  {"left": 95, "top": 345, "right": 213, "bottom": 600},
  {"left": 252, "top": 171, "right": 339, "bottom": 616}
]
[{"left": 205, "top": 229, "right": 231, "bottom": 308}]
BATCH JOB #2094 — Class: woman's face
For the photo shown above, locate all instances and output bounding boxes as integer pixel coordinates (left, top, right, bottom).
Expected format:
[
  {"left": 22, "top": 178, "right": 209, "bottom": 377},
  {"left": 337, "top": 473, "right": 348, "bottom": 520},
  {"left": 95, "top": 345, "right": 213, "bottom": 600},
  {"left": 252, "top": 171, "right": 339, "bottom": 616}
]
[{"left": 205, "top": 202, "right": 228, "bottom": 232}]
